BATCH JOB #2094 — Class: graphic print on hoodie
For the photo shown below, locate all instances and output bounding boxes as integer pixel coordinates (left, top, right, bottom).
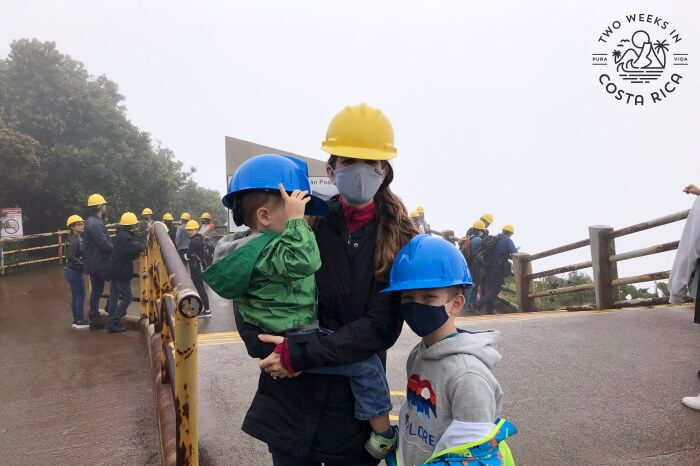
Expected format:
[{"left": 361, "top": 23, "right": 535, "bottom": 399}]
[{"left": 397, "top": 330, "right": 504, "bottom": 466}]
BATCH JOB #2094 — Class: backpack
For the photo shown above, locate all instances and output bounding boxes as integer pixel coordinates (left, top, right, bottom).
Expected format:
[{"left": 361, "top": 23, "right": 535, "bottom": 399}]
[
  {"left": 202, "top": 237, "right": 216, "bottom": 266},
  {"left": 476, "top": 234, "right": 501, "bottom": 267}
]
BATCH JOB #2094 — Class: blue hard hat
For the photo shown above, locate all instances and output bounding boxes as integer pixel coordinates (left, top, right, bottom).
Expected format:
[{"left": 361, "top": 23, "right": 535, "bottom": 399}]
[
  {"left": 222, "top": 154, "right": 329, "bottom": 218},
  {"left": 382, "top": 234, "right": 472, "bottom": 292}
]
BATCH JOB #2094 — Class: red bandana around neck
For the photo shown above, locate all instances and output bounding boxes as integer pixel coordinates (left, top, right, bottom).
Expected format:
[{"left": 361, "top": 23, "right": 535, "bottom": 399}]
[{"left": 340, "top": 196, "right": 376, "bottom": 233}]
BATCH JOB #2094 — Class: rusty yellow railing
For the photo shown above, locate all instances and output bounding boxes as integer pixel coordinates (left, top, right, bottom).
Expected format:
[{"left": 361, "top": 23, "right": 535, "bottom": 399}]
[{"left": 140, "top": 221, "right": 202, "bottom": 466}]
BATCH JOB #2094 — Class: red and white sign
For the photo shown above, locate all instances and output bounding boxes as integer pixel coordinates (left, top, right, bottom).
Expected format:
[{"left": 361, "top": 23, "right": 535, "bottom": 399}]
[{"left": 1, "top": 208, "right": 24, "bottom": 238}]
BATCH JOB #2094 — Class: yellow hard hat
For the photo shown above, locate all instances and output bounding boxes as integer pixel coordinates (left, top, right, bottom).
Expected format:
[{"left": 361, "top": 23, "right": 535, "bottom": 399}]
[
  {"left": 200, "top": 212, "right": 212, "bottom": 220},
  {"left": 142, "top": 208, "right": 153, "bottom": 216},
  {"left": 180, "top": 212, "right": 191, "bottom": 221},
  {"left": 119, "top": 212, "right": 138, "bottom": 226},
  {"left": 185, "top": 220, "right": 200, "bottom": 230},
  {"left": 162, "top": 213, "right": 174, "bottom": 221},
  {"left": 410, "top": 210, "right": 419, "bottom": 217},
  {"left": 503, "top": 224, "right": 515, "bottom": 234},
  {"left": 416, "top": 206, "right": 425, "bottom": 213},
  {"left": 87, "top": 193, "right": 107, "bottom": 206},
  {"left": 321, "top": 103, "right": 397, "bottom": 160},
  {"left": 472, "top": 220, "right": 486, "bottom": 230},
  {"left": 480, "top": 213, "right": 494, "bottom": 224},
  {"left": 66, "top": 215, "right": 84, "bottom": 227}
]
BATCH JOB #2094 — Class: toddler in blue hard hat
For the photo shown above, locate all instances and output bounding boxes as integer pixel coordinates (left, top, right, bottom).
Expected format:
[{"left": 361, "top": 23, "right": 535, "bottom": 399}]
[
  {"left": 383, "top": 234, "right": 517, "bottom": 466},
  {"left": 201, "top": 153, "right": 397, "bottom": 459}
]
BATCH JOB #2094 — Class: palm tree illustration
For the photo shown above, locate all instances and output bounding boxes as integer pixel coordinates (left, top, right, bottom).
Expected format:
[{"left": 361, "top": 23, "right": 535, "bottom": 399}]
[
  {"left": 612, "top": 49, "right": 622, "bottom": 62},
  {"left": 653, "top": 40, "right": 669, "bottom": 67}
]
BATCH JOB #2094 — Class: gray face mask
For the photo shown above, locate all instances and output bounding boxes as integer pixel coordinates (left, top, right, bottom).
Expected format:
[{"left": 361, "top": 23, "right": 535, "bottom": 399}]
[{"left": 332, "top": 163, "right": 385, "bottom": 205}]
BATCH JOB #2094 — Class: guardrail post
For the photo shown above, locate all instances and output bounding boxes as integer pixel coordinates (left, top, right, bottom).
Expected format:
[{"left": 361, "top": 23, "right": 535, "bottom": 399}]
[
  {"left": 589, "top": 225, "right": 620, "bottom": 309},
  {"left": 175, "top": 297, "right": 200, "bottom": 466},
  {"left": 57, "top": 233, "right": 64, "bottom": 264},
  {"left": 441, "top": 230, "right": 456, "bottom": 245},
  {"left": 512, "top": 253, "right": 536, "bottom": 312}
]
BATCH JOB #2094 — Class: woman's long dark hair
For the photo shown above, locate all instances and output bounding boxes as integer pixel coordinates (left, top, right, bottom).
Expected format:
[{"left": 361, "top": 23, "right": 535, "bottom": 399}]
[{"left": 328, "top": 156, "right": 418, "bottom": 282}]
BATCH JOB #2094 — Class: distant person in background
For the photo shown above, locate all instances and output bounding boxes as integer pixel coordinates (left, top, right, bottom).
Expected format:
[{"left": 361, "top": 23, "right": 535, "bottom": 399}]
[
  {"left": 480, "top": 213, "right": 494, "bottom": 237},
  {"left": 669, "top": 183, "right": 700, "bottom": 411},
  {"left": 409, "top": 210, "right": 425, "bottom": 234},
  {"left": 175, "top": 212, "right": 191, "bottom": 266},
  {"left": 185, "top": 220, "right": 212, "bottom": 317},
  {"left": 473, "top": 225, "right": 517, "bottom": 314},
  {"left": 199, "top": 212, "right": 214, "bottom": 237},
  {"left": 462, "top": 220, "right": 487, "bottom": 308},
  {"left": 64, "top": 215, "right": 89, "bottom": 329},
  {"left": 83, "top": 193, "right": 115, "bottom": 329},
  {"left": 106, "top": 212, "right": 145, "bottom": 333},
  {"left": 162, "top": 213, "right": 177, "bottom": 244},
  {"left": 135, "top": 207, "right": 153, "bottom": 248}
]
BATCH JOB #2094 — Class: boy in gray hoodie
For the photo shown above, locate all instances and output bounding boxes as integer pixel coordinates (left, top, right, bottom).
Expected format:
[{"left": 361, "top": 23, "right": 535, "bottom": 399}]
[{"left": 383, "top": 234, "right": 516, "bottom": 466}]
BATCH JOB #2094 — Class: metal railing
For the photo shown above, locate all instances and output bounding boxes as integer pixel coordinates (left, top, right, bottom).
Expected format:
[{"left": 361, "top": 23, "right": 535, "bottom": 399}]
[
  {"left": 140, "top": 222, "right": 203, "bottom": 466},
  {"left": 512, "top": 209, "right": 690, "bottom": 312}
]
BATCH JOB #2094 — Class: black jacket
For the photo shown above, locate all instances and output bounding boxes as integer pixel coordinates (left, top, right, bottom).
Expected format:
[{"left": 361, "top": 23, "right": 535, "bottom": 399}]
[
  {"left": 83, "top": 215, "right": 112, "bottom": 277},
  {"left": 165, "top": 221, "right": 177, "bottom": 245},
  {"left": 237, "top": 197, "right": 403, "bottom": 465},
  {"left": 64, "top": 234, "right": 83, "bottom": 272},
  {"left": 108, "top": 227, "right": 144, "bottom": 281},
  {"left": 188, "top": 234, "right": 211, "bottom": 277}
]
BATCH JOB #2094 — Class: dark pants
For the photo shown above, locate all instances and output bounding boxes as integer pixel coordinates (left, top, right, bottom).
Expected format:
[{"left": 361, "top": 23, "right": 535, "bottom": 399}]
[
  {"left": 64, "top": 267, "right": 85, "bottom": 322},
  {"left": 107, "top": 279, "right": 132, "bottom": 325},
  {"left": 269, "top": 447, "right": 376, "bottom": 466},
  {"left": 474, "top": 265, "right": 504, "bottom": 313},
  {"left": 191, "top": 276, "right": 210, "bottom": 310},
  {"left": 89, "top": 273, "right": 116, "bottom": 318}
]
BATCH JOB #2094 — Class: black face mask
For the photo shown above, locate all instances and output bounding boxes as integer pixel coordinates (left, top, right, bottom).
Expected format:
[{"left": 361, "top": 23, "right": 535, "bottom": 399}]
[{"left": 400, "top": 302, "right": 450, "bottom": 337}]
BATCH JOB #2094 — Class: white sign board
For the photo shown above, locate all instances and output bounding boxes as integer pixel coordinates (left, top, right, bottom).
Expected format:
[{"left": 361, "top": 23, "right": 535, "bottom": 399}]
[
  {"left": 1, "top": 208, "right": 24, "bottom": 238},
  {"left": 309, "top": 176, "right": 338, "bottom": 200}
]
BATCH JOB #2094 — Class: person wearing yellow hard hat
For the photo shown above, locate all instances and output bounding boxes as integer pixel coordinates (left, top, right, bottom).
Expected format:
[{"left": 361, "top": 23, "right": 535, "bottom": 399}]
[
  {"left": 461, "top": 220, "right": 488, "bottom": 309},
  {"left": 135, "top": 208, "right": 154, "bottom": 248},
  {"left": 472, "top": 224, "right": 517, "bottom": 315},
  {"left": 254, "top": 103, "right": 417, "bottom": 464},
  {"left": 198, "top": 212, "right": 216, "bottom": 239},
  {"left": 104, "top": 212, "right": 145, "bottom": 333},
  {"left": 83, "top": 193, "right": 115, "bottom": 328},
  {"left": 64, "top": 215, "right": 89, "bottom": 329},
  {"left": 185, "top": 219, "right": 212, "bottom": 317},
  {"left": 162, "top": 213, "right": 177, "bottom": 244},
  {"left": 175, "top": 213, "right": 192, "bottom": 266}
]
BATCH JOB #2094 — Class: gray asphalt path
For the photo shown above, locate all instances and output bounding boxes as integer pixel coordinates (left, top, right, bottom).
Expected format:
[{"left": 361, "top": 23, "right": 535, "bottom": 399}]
[
  {"left": 197, "top": 306, "right": 699, "bottom": 465},
  {"left": 0, "top": 265, "right": 159, "bottom": 466}
]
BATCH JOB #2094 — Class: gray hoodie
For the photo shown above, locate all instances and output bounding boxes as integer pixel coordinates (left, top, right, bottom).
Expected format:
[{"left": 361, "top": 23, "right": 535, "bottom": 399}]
[
  {"left": 669, "top": 196, "right": 700, "bottom": 304},
  {"left": 397, "top": 330, "right": 503, "bottom": 466}
]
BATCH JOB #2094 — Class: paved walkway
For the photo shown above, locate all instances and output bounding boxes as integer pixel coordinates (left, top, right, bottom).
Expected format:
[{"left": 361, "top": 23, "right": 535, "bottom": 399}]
[
  {"left": 197, "top": 305, "right": 700, "bottom": 465},
  {"left": 0, "top": 265, "right": 159, "bottom": 466}
]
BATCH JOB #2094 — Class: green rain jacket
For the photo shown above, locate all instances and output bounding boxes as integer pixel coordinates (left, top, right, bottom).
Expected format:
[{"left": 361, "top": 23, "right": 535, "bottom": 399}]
[{"left": 201, "top": 218, "right": 320, "bottom": 333}]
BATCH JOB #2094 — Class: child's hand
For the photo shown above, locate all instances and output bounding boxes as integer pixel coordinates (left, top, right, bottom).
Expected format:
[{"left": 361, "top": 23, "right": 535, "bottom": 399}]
[
  {"left": 279, "top": 183, "right": 311, "bottom": 220},
  {"left": 683, "top": 184, "right": 700, "bottom": 196}
]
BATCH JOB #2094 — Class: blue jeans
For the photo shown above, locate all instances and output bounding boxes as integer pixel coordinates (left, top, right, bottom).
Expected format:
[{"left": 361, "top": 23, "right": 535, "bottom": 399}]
[
  {"left": 107, "top": 279, "right": 132, "bottom": 325},
  {"left": 287, "top": 328, "right": 392, "bottom": 420},
  {"left": 88, "top": 273, "right": 117, "bottom": 318},
  {"left": 467, "top": 264, "right": 481, "bottom": 304},
  {"left": 64, "top": 267, "right": 85, "bottom": 322}
]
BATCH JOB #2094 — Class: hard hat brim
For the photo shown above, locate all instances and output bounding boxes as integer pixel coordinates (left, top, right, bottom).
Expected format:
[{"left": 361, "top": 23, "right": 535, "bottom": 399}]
[
  {"left": 381, "top": 277, "right": 473, "bottom": 293},
  {"left": 321, "top": 143, "right": 397, "bottom": 161},
  {"left": 222, "top": 189, "right": 330, "bottom": 217}
]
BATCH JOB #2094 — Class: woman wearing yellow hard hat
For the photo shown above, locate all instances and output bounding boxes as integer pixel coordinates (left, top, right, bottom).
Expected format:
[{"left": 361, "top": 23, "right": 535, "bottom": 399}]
[
  {"left": 105, "top": 212, "right": 145, "bottom": 333},
  {"left": 135, "top": 208, "right": 154, "bottom": 248},
  {"left": 463, "top": 220, "right": 487, "bottom": 308},
  {"left": 254, "top": 103, "right": 417, "bottom": 464},
  {"left": 162, "top": 213, "right": 177, "bottom": 244},
  {"left": 64, "top": 215, "right": 89, "bottom": 329},
  {"left": 185, "top": 219, "right": 212, "bottom": 317},
  {"left": 175, "top": 213, "right": 192, "bottom": 265}
]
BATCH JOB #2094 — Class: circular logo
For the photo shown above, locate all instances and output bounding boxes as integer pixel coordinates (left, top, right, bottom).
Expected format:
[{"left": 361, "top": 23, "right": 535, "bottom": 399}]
[
  {"left": 592, "top": 14, "right": 689, "bottom": 105},
  {"left": 3, "top": 219, "right": 20, "bottom": 235}
]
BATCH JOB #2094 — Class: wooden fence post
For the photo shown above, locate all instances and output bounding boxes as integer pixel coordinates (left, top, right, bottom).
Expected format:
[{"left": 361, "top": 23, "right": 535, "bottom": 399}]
[
  {"left": 589, "top": 225, "right": 620, "bottom": 309},
  {"left": 512, "top": 253, "right": 536, "bottom": 312},
  {"left": 57, "top": 233, "right": 63, "bottom": 264}
]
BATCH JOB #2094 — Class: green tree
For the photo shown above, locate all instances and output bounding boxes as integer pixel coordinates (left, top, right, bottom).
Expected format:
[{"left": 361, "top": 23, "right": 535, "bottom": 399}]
[
  {"left": 0, "top": 39, "right": 221, "bottom": 232},
  {"left": 0, "top": 119, "right": 43, "bottom": 207}
]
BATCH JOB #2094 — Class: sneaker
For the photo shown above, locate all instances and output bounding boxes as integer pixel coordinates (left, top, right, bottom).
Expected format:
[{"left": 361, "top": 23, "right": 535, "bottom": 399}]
[
  {"left": 198, "top": 309, "right": 212, "bottom": 318},
  {"left": 72, "top": 319, "right": 90, "bottom": 329},
  {"left": 681, "top": 394, "right": 700, "bottom": 410},
  {"left": 364, "top": 425, "right": 398, "bottom": 459},
  {"left": 89, "top": 319, "right": 105, "bottom": 330},
  {"left": 106, "top": 324, "right": 127, "bottom": 333}
]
